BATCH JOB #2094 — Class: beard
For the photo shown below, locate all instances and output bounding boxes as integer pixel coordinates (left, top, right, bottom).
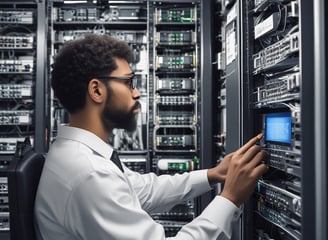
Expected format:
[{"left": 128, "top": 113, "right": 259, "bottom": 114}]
[{"left": 102, "top": 93, "right": 141, "bottom": 132}]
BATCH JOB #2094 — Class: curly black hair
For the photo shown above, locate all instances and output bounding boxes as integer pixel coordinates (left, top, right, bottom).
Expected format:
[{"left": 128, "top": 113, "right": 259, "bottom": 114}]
[{"left": 51, "top": 34, "right": 134, "bottom": 113}]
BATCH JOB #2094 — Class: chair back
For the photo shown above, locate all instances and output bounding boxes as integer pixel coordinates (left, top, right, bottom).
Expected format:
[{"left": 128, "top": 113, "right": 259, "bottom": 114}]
[{"left": 8, "top": 141, "right": 45, "bottom": 240}]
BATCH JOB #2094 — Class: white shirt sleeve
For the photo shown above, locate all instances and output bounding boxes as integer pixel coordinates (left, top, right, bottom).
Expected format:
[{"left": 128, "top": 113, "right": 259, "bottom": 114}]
[
  {"left": 124, "top": 167, "right": 213, "bottom": 213},
  {"left": 172, "top": 196, "right": 241, "bottom": 240},
  {"left": 64, "top": 170, "right": 241, "bottom": 240}
]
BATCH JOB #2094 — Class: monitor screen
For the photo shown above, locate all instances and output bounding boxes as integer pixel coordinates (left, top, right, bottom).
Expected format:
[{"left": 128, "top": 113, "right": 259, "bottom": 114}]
[{"left": 265, "top": 112, "right": 292, "bottom": 144}]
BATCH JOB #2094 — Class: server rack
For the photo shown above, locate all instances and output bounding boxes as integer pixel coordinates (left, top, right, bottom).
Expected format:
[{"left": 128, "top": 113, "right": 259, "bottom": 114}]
[
  {"left": 149, "top": 1, "right": 200, "bottom": 235},
  {"left": 214, "top": 0, "right": 326, "bottom": 239},
  {"left": 0, "top": 0, "right": 48, "bottom": 238}
]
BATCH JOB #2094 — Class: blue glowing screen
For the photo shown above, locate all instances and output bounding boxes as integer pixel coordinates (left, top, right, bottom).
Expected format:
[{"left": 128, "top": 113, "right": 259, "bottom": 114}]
[{"left": 265, "top": 112, "right": 292, "bottom": 144}]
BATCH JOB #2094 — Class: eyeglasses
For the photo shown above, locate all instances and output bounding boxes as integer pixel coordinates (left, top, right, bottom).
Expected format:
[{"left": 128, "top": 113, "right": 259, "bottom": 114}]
[{"left": 95, "top": 73, "right": 137, "bottom": 89}]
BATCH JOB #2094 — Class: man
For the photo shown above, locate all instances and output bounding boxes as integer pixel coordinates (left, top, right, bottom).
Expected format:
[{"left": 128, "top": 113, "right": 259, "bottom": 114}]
[{"left": 34, "top": 34, "right": 268, "bottom": 240}]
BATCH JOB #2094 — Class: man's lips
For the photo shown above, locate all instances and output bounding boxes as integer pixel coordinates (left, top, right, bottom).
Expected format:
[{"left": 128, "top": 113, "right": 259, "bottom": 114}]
[{"left": 132, "top": 101, "right": 141, "bottom": 114}]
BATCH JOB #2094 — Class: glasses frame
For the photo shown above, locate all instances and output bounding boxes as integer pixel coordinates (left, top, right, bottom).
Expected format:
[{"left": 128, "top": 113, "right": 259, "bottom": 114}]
[{"left": 94, "top": 73, "right": 136, "bottom": 89}]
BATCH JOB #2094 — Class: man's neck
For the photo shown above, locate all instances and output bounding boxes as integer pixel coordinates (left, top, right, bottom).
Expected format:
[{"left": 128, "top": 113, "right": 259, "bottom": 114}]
[{"left": 69, "top": 113, "right": 112, "bottom": 142}]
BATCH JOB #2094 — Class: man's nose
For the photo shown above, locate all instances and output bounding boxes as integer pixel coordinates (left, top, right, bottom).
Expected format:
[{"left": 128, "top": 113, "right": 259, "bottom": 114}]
[{"left": 132, "top": 87, "right": 141, "bottom": 99}]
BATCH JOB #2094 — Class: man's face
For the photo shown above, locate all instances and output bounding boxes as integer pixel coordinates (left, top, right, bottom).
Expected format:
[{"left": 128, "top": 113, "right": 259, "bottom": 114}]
[
  {"left": 102, "top": 90, "right": 141, "bottom": 132},
  {"left": 101, "top": 58, "right": 141, "bottom": 132}
]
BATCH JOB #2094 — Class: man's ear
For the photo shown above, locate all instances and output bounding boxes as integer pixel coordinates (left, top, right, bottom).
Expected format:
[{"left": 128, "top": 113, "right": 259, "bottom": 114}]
[{"left": 88, "top": 79, "right": 105, "bottom": 103}]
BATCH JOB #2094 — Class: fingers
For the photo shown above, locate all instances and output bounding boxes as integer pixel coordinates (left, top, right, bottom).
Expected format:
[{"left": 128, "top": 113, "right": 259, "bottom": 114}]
[
  {"left": 247, "top": 149, "right": 268, "bottom": 169},
  {"left": 224, "top": 152, "right": 234, "bottom": 159},
  {"left": 242, "top": 145, "right": 261, "bottom": 163},
  {"left": 236, "top": 133, "right": 263, "bottom": 155},
  {"left": 220, "top": 134, "right": 268, "bottom": 207},
  {"left": 251, "top": 162, "right": 269, "bottom": 179}
]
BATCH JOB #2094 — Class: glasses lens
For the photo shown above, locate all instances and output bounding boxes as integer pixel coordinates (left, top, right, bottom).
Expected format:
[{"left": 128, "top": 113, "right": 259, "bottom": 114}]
[{"left": 131, "top": 76, "right": 137, "bottom": 89}]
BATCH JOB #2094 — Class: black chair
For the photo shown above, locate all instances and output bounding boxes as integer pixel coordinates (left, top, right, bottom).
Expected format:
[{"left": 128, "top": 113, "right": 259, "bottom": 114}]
[{"left": 7, "top": 140, "right": 45, "bottom": 240}]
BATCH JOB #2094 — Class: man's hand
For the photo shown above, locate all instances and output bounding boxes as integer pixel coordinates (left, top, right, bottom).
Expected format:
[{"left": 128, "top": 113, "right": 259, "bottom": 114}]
[
  {"left": 220, "top": 134, "right": 268, "bottom": 207},
  {"left": 207, "top": 152, "right": 234, "bottom": 186}
]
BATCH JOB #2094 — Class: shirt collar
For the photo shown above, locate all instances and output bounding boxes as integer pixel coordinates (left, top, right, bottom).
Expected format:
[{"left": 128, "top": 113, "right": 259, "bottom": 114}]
[{"left": 57, "top": 125, "right": 113, "bottom": 161}]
